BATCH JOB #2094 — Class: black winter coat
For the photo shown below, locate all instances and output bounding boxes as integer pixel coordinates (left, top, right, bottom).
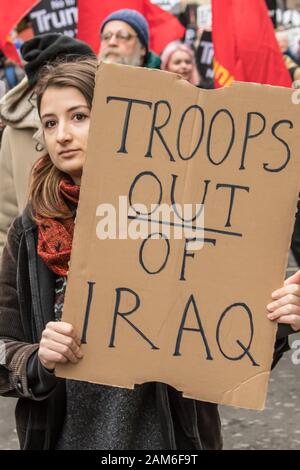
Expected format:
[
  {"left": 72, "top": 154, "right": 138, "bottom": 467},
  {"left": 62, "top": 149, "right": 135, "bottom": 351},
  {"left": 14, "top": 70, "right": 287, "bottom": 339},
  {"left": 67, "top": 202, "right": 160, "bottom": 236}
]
[{"left": 0, "top": 207, "right": 223, "bottom": 450}]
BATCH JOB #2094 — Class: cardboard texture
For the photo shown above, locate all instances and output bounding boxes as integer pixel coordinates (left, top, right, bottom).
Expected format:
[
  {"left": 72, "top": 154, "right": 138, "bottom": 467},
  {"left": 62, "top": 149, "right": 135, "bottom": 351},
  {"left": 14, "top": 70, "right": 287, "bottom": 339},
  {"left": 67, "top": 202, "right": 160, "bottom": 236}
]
[{"left": 56, "top": 63, "right": 300, "bottom": 410}]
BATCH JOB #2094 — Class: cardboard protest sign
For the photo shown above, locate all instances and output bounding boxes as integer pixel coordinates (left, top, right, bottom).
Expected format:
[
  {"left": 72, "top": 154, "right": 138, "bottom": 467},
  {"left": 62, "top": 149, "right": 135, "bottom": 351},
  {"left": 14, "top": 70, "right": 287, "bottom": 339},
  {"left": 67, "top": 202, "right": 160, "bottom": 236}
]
[{"left": 56, "top": 63, "right": 300, "bottom": 410}]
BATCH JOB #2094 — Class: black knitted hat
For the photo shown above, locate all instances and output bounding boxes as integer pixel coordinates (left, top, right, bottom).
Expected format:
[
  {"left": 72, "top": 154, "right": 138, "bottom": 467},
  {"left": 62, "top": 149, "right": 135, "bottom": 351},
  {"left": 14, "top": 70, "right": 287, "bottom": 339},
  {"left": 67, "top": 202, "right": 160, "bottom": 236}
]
[{"left": 21, "top": 33, "right": 95, "bottom": 86}]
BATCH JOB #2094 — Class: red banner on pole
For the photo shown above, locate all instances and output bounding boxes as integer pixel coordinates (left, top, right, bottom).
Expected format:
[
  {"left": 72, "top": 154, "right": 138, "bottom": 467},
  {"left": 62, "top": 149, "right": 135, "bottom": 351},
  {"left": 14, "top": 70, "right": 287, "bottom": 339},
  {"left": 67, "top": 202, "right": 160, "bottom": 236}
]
[
  {"left": 0, "top": 0, "right": 40, "bottom": 62},
  {"left": 77, "top": 0, "right": 185, "bottom": 55},
  {"left": 212, "top": 0, "right": 292, "bottom": 88},
  {"left": 2, "top": 40, "right": 22, "bottom": 65}
]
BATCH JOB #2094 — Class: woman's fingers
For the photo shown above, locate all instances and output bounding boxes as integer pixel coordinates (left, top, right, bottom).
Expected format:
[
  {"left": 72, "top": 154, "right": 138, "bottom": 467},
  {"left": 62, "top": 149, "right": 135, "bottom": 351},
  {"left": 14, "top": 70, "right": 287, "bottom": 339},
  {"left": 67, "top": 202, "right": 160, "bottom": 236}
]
[
  {"left": 283, "top": 270, "right": 300, "bottom": 287},
  {"left": 271, "top": 283, "right": 300, "bottom": 300},
  {"left": 42, "top": 328, "right": 83, "bottom": 359},
  {"left": 40, "top": 338, "right": 81, "bottom": 364},
  {"left": 267, "top": 302, "right": 300, "bottom": 321},
  {"left": 267, "top": 293, "right": 300, "bottom": 313},
  {"left": 45, "top": 321, "right": 81, "bottom": 345},
  {"left": 276, "top": 314, "right": 300, "bottom": 332},
  {"left": 39, "top": 321, "right": 83, "bottom": 369},
  {"left": 268, "top": 274, "right": 300, "bottom": 332},
  {"left": 38, "top": 347, "right": 69, "bottom": 366}
]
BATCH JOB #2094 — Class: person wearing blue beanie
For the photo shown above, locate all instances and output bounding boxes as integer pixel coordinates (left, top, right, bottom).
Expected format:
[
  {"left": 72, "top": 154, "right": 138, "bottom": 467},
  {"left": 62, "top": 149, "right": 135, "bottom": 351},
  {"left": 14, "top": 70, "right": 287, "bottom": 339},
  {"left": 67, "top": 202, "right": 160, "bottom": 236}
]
[{"left": 99, "top": 9, "right": 160, "bottom": 69}]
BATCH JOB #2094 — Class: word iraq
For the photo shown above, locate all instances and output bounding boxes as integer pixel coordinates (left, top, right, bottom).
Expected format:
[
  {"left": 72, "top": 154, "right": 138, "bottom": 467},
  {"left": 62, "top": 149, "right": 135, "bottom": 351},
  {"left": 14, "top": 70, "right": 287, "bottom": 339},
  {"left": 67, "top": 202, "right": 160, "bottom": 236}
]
[
  {"left": 80, "top": 283, "right": 259, "bottom": 367},
  {"left": 107, "top": 96, "right": 293, "bottom": 173}
]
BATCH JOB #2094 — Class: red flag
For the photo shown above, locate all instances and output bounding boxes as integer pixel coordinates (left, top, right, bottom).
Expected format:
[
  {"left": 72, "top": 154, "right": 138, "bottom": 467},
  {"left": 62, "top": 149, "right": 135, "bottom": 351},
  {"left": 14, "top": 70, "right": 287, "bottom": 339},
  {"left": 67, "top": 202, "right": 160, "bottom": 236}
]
[
  {"left": 2, "top": 40, "right": 22, "bottom": 65},
  {"left": 0, "top": 0, "right": 40, "bottom": 62},
  {"left": 77, "top": 0, "right": 185, "bottom": 55},
  {"left": 212, "top": 0, "right": 292, "bottom": 88}
]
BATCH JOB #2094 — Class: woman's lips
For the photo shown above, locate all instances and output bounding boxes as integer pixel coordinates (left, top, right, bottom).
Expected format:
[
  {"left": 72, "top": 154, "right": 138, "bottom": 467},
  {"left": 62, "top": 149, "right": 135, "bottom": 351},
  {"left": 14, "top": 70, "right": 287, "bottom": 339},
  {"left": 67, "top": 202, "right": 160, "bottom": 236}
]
[{"left": 59, "top": 149, "right": 81, "bottom": 157}]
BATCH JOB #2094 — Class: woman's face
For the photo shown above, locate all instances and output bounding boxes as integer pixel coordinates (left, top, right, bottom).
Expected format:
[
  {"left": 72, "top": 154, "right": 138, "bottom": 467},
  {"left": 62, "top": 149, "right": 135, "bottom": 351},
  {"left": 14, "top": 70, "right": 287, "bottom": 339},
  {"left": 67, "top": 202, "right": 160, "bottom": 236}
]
[
  {"left": 167, "top": 50, "right": 193, "bottom": 82},
  {"left": 40, "top": 86, "right": 91, "bottom": 185}
]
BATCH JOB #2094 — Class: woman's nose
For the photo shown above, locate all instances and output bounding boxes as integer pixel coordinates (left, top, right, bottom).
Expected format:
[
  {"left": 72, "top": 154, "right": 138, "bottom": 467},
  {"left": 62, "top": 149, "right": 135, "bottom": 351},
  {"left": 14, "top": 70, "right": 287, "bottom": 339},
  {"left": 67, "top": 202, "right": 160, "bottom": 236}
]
[{"left": 56, "top": 122, "right": 72, "bottom": 143}]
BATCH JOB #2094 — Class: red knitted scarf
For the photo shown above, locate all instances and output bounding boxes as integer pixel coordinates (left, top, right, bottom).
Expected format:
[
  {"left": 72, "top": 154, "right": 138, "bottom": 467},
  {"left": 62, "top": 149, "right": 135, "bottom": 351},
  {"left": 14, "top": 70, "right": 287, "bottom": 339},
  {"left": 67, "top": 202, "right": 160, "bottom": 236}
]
[{"left": 37, "top": 178, "right": 80, "bottom": 276}]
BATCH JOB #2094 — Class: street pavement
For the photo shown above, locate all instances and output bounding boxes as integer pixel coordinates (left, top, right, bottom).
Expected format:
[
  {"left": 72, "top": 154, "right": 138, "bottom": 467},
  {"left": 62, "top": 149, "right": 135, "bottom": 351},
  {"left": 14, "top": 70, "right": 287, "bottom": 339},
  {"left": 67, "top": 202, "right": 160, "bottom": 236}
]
[
  {"left": 0, "top": 397, "right": 18, "bottom": 450},
  {"left": 220, "top": 338, "right": 300, "bottom": 450}
]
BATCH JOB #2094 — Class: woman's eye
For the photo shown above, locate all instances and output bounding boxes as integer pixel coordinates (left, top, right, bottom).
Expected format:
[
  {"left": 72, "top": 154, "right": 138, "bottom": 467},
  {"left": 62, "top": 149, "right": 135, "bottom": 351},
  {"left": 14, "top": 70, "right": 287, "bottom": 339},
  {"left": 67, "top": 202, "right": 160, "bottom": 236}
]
[
  {"left": 73, "top": 113, "right": 87, "bottom": 121},
  {"left": 44, "top": 120, "right": 56, "bottom": 129}
]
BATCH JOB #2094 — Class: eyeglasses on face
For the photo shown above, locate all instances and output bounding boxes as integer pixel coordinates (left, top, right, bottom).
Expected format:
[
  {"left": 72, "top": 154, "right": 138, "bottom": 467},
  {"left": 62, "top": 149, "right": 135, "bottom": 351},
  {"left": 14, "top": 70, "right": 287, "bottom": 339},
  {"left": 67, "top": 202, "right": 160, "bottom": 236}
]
[{"left": 100, "top": 31, "right": 138, "bottom": 43}]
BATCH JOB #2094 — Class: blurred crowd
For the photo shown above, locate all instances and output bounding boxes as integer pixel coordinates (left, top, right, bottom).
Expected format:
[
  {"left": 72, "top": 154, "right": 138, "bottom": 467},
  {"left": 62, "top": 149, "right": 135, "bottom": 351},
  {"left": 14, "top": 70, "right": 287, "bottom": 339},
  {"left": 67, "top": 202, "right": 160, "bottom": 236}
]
[
  {"left": 276, "top": 30, "right": 300, "bottom": 81},
  {"left": 1, "top": 12, "right": 300, "bottom": 93}
]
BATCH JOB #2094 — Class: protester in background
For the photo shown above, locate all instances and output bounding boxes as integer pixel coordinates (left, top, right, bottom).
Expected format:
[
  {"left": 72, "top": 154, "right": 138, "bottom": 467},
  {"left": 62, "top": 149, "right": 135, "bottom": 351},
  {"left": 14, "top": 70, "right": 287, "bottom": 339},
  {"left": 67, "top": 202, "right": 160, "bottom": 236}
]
[
  {"left": 275, "top": 30, "right": 300, "bottom": 84},
  {"left": 194, "top": 28, "right": 214, "bottom": 90},
  {"left": 160, "top": 40, "right": 200, "bottom": 85},
  {"left": 98, "top": 9, "right": 160, "bottom": 69},
  {"left": 295, "top": 39, "right": 300, "bottom": 64},
  {"left": 0, "top": 51, "right": 25, "bottom": 91},
  {"left": 283, "top": 54, "right": 300, "bottom": 84},
  {"left": 0, "top": 33, "right": 95, "bottom": 258},
  {"left": 0, "top": 58, "right": 221, "bottom": 451},
  {"left": 276, "top": 31, "right": 300, "bottom": 65}
]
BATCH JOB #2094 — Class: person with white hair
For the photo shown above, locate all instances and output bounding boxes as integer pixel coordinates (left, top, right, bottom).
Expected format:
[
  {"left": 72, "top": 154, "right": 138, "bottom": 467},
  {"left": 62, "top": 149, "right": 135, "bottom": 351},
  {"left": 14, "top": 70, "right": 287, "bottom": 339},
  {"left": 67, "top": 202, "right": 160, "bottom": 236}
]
[{"left": 98, "top": 9, "right": 161, "bottom": 69}]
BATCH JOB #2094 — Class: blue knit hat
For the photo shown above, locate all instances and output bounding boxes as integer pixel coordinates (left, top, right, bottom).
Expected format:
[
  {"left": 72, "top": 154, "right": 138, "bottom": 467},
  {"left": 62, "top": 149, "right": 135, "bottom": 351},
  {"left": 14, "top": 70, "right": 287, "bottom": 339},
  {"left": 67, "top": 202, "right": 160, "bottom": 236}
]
[{"left": 100, "top": 9, "right": 149, "bottom": 53}]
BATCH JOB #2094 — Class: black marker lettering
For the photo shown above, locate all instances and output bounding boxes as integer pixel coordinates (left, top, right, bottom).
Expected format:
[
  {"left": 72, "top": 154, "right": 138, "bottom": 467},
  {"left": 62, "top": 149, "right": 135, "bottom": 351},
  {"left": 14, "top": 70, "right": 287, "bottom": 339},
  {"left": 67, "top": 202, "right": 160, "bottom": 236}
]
[
  {"left": 80, "top": 281, "right": 96, "bottom": 344},
  {"left": 129, "top": 171, "right": 162, "bottom": 216},
  {"left": 145, "top": 100, "right": 175, "bottom": 161},
  {"left": 177, "top": 105, "right": 205, "bottom": 160},
  {"left": 207, "top": 109, "right": 235, "bottom": 165},
  {"left": 109, "top": 288, "right": 159, "bottom": 350},
  {"left": 171, "top": 175, "right": 210, "bottom": 223},
  {"left": 139, "top": 233, "right": 170, "bottom": 275},
  {"left": 240, "top": 112, "right": 266, "bottom": 170},
  {"left": 263, "top": 120, "right": 293, "bottom": 172},
  {"left": 216, "top": 183, "right": 250, "bottom": 227},
  {"left": 216, "top": 302, "right": 259, "bottom": 366},
  {"left": 107, "top": 96, "right": 152, "bottom": 154},
  {"left": 174, "top": 294, "right": 213, "bottom": 359}
]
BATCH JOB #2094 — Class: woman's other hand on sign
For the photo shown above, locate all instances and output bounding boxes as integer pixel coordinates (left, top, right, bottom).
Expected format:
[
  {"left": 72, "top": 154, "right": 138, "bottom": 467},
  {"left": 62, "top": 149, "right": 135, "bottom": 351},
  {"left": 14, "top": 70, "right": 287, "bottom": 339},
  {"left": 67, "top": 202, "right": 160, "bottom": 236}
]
[
  {"left": 267, "top": 270, "right": 300, "bottom": 331},
  {"left": 38, "top": 321, "right": 83, "bottom": 370}
]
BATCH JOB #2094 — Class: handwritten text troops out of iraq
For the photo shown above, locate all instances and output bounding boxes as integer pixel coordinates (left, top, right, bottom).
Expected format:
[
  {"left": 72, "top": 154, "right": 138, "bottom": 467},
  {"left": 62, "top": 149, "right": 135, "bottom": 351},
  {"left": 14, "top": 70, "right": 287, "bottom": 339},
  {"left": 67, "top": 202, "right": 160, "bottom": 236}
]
[{"left": 56, "top": 64, "right": 300, "bottom": 410}]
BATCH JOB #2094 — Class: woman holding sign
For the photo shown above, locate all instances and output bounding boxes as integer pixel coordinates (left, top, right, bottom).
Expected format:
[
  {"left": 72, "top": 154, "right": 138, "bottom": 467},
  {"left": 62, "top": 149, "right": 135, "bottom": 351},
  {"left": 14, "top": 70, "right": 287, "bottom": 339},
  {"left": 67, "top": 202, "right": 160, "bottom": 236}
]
[{"left": 0, "top": 57, "right": 299, "bottom": 450}]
